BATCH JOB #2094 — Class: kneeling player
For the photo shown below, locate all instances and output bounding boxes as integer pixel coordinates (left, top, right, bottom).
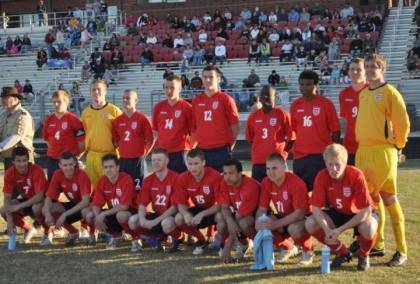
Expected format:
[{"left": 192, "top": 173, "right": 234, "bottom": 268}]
[
  {"left": 255, "top": 153, "right": 314, "bottom": 265},
  {"left": 1, "top": 147, "right": 49, "bottom": 245},
  {"left": 42, "top": 152, "right": 92, "bottom": 246},
  {"left": 305, "top": 144, "right": 378, "bottom": 271},
  {"left": 129, "top": 148, "right": 182, "bottom": 252},
  {"left": 217, "top": 159, "right": 259, "bottom": 263},
  {"left": 174, "top": 148, "right": 222, "bottom": 255},
  {"left": 82, "top": 154, "right": 137, "bottom": 248}
]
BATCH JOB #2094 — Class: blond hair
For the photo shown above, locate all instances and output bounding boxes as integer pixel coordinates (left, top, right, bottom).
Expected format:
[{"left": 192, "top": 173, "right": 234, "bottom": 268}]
[
  {"left": 52, "top": 90, "right": 70, "bottom": 101},
  {"left": 323, "top": 143, "right": 348, "bottom": 163},
  {"left": 364, "top": 53, "right": 387, "bottom": 70}
]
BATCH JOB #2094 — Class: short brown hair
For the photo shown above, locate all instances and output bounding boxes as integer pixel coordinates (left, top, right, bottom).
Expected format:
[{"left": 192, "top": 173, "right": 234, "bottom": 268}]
[
  {"left": 166, "top": 74, "right": 182, "bottom": 83},
  {"left": 151, "top": 147, "right": 169, "bottom": 158},
  {"left": 202, "top": 65, "right": 223, "bottom": 77},
  {"left": 266, "top": 152, "right": 286, "bottom": 164},
  {"left": 52, "top": 90, "right": 70, "bottom": 100},
  {"left": 364, "top": 53, "right": 386, "bottom": 70}
]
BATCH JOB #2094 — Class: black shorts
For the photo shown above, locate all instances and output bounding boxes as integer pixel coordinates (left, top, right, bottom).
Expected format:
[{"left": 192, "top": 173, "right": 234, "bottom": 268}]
[
  {"left": 145, "top": 212, "right": 164, "bottom": 235},
  {"left": 14, "top": 198, "right": 34, "bottom": 217},
  {"left": 323, "top": 209, "right": 379, "bottom": 235},
  {"left": 46, "top": 157, "right": 60, "bottom": 182},
  {"left": 119, "top": 156, "right": 145, "bottom": 192},
  {"left": 61, "top": 202, "right": 83, "bottom": 224},
  {"left": 168, "top": 151, "right": 187, "bottom": 173},
  {"left": 104, "top": 213, "right": 123, "bottom": 233},
  {"left": 188, "top": 206, "right": 216, "bottom": 229},
  {"left": 202, "top": 145, "right": 231, "bottom": 173},
  {"left": 293, "top": 154, "right": 325, "bottom": 192},
  {"left": 347, "top": 154, "right": 356, "bottom": 166},
  {"left": 252, "top": 164, "right": 267, "bottom": 183}
]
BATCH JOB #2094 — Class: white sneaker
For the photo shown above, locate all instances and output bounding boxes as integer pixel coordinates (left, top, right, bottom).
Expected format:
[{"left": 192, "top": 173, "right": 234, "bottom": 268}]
[
  {"left": 192, "top": 240, "right": 208, "bottom": 255},
  {"left": 53, "top": 227, "right": 66, "bottom": 238},
  {"left": 233, "top": 241, "right": 250, "bottom": 259},
  {"left": 277, "top": 245, "right": 299, "bottom": 263},
  {"left": 21, "top": 228, "right": 37, "bottom": 244},
  {"left": 106, "top": 236, "right": 122, "bottom": 249},
  {"left": 40, "top": 232, "right": 54, "bottom": 246},
  {"left": 131, "top": 240, "right": 143, "bottom": 253},
  {"left": 79, "top": 228, "right": 90, "bottom": 239},
  {"left": 299, "top": 250, "right": 314, "bottom": 265}
]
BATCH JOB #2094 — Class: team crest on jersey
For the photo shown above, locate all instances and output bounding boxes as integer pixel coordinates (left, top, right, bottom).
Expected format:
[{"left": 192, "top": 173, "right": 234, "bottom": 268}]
[
  {"left": 269, "top": 118, "right": 277, "bottom": 126},
  {"left": 313, "top": 107, "right": 320, "bottom": 116},
  {"left": 72, "top": 183, "right": 78, "bottom": 192},
  {"left": 116, "top": 188, "right": 122, "bottom": 197},
  {"left": 131, "top": 121, "right": 137, "bottom": 130},
  {"left": 103, "top": 112, "right": 111, "bottom": 119},
  {"left": 203, "top": 186, "right": 210, "bottom": 195},
  {"left": 61, "top": 122, "right": 68, "bottom": 130},
  {"left": 174, "top": 110, "right": 182, "bottom": 118},
  {"left": 212, "top": 101, "right": 219, "bottom": 110},
  {"left": 343, "top": 187, "right": 351, "bottom": 197},
  {"left": 166, "top": 185, "right": 172, "bottom": 195},
  {"left": 283, "top": 191, "right": 288, "bottom": 200},
  {"left": 375, "top": 94, "right": 383, "bottom": 102}
]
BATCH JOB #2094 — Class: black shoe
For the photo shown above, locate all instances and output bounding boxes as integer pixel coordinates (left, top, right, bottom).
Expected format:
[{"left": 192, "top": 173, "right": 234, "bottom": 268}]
[
  {"left": 387, "top": 251, "right": 407, "bottom": 267},
  {"left": 349, "top": 240, "right": 360, "bottom": 255},
  {"left": 357, "top": 255, "right": 370, "bottom": 271},
  {"left": 169, "top": 240, "right": 185, "bottom": 253},
  {"left": 331, "top": 252, "right": 352, "bottom": 269},
  {"left": 370, "top": 247, "right": 385, "bottom": 257}
]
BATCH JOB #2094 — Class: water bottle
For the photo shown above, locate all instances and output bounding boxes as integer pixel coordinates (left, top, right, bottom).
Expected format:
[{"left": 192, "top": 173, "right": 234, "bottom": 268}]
[
  {"left": 321, "top": 245, "right": 330, "bottom": 274},
  {"left": 8, "top": 231, "right": 16, "bottom": 251}
]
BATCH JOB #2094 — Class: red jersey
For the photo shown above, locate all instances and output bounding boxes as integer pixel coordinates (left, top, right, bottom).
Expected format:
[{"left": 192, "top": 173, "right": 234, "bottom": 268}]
[
  {"left": 259, "top": 172, "right": 308, "bottom": 217},
  {"left": 3, "top": 163, "right": 47, "bottom": 199},
  {"left": 218, "top": 175, "right": 260, "bottom": 217},
  {"left": 246, "top": 107, "right": 294, "bottom": 164},
  {"left": 46, "top": 168, "right": 92, "bottom": 203},
  {"left": 192, "top": 92, "right": 239, "bottom": 149},
  {"left": 42, "top": 112, "right": 85, "bottom": 159},
  {"left": 173, "top": 167, "right": 221, "bottom": 209},
  {"left": 92, "top": 172, "right": 135, "bottom": 208},
  {"left": 290, "top": 95, "right": 340, "bottom": 159},
  {"left": 152, "top": 99, "right": 193, "bottom": 153},
  {"left": 339, "top": 85, "right": 367, "bottom": 154},
  {"left": 311, "top": 166, "right": 374, "bottom": 215},
  {"left": 136, "top": 170, "right": 178, "bottom": 215},
  {"left": 112, "top": 111, "right": 153, "bottom": 158}
]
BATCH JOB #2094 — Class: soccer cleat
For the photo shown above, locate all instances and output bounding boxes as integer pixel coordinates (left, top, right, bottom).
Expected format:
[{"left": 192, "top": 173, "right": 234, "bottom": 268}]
[
  {"left": 233, "top": 242, "right": 249, "bottom": 260},
  {"left": 277, "top": 246, "right": 299, "bottom": 263},
  {"left": 131, "top": 240, "right": 143, "bottom": 253},
  {"left": 370, "top": 247, "right": 385, "bottom": 257},
  {"left": 357, "top": 255, "right": 370, "bottom": 271},
  {"left": 21, "top": 228, "right": 37, "bottom": 244},
  {"left": 387, "top": 251, "right": 407, "bottom": 267},
  {"left": 79, "top": 228, "right": 90, "bottom": 239},
  {"left": 64, "top": 233, "right": 79, "bottom": 247},
  {"left": 53, "top": 227, "right": 66, "bottom": 238},
  {"left": 299, "top": 250, "right": 315, "bottom": 265},
  {"left": 349, "top": 240, "right": 360, "bottom": 255},
  {"left": 106, "top": 236, "right": 122, "bottom": 249},
  {"left": 192, "top": 240, "right": 209, "bottom": 255},
  {"left": 98, "top": 232, "right": 112, "bottom": 243},
  {"left": 40, "top": 232, "right": 54, "bottom": 246},
  {"left": 208, "top": 233, "right": 223, "bottom": 251},
  {"left": 86, "top": 231, "right": 98, "bottom": 246},
  {"left": 331, "top": 252, "right": 352, "bottom": 269},
  {"left": 169, "top": 239, "right": 185, "bottom": 253}
]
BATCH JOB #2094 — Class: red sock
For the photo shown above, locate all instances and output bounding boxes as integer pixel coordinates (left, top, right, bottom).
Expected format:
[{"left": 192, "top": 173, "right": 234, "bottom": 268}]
[
  {"left": 168, "top": 228, "right": 182, "bottom": 240},
  {"left": 239, "top": 237, "right": 249, "bottom": 246},
  {"left": 294, "top": 234, "right": 314, "bottom": 251},
  {"left": 51, "top": 213, "right": 78, "bottom": 234},
  {"left": 312, "top": 229, "right": 348, "bottom": 255},
  {"left": 111, "top": 232, "right": 122, "bottom": 238},
  {"left": 12, "top": 213, "right": 32, "bottom": 232},
  {"left": 179, "top": 225, "right": 205, "bottom": 241},
  {"left": 207, "top": 225, "right": 215, "bottom": 238},
  {"left": 89, "top": 225, "right": 96, "bottom": 234},
  {"left": 273, "top": 233, "right": 294, "bottom": 250},
  {"left": 358, "top": 234, "right": 377, "bottom": 257},
  {"left": 36, "top": 215, "right": 51, "bottom": 234},
  {"left": 80, "top": 220, "right": 88, "bottom": 230},
  {"left": 120, "top": 221, "right": 139, "bottom": 240}
]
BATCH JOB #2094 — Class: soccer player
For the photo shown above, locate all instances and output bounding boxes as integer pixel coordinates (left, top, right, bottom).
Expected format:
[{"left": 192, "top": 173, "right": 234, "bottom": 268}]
[
  {"left": 82, "top": 154, "right": 137, "bottom": 248},
  {"left": 152, "top": 75, "right": 193, "bottom": 173},
  {"left": 255, "top": 153, "right": 314, "bottom": 265},
  {"left": 81, "top": 80, "right": 122, "bottom": 185},
  {"left": 129, "top": 148, "right": 182, "bottom": 252},
  {"left": 355, "top": 53, "right": 410, "bottom": 266},
  {"left": 290, "top": 70, "right": 340, "bottom": 191},
  {"left": 246, "top": 85, "right": 294, "bottom": 182},
  {"left": 191, "top": 65, "right": 239, "bottom": 172},
  {"left": 305, "top": 144, "right": 378, "bottom": 271},
  {"left": 112, "top": 89, "right": 153, "bottom": 190},
  {"left": 43, "top": 90, "right": 85, "bottom": 180},
  {"left": 173, "top": 148, "right": 222, "bottom": 255},
  {"left": 42, "top": 152, "right": 92, "bottom": 246},
  {"left": 217, "top": 159, "right": 259, "bottom": 263},
  {"left": 338, "top": 58, "right": 368, "bottom": 165},
  {"left": 0, "top": 147, "right": 48, "bottom": 245}
]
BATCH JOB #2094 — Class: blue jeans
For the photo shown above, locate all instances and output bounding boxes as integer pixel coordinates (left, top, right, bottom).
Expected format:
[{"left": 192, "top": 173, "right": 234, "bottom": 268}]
[
  {"left": 140, "top": 57, "right": 150, "bottom": 68},
  {"left": 192, "top": 55, "right": 203, "bottom": 65}
]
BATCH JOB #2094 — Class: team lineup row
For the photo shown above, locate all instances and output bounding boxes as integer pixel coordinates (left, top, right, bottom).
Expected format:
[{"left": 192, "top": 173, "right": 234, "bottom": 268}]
[{"left": 0, "top": 53, "right": 410, "bottom": 269}]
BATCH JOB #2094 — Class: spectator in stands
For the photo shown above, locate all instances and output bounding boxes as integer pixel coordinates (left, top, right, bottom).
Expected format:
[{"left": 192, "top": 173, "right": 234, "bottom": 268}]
[
  {"left": 328, "top": 37, "right": 341, "bottom": 61},
  {"left": 349, "top": 34, "right": 363, "bottom": 57},
  {"left": 87, "top": 17, "right": 98, "bottom": 35},
  {"left": 240, "top": 7, "right": 252, "bottom": 21},
  {"left": 330, "top": 64, "right": 340, "bottom": 84},
  {"left": 295, "top": 46, "right": 307, "bottom": 68},
  {"left": 363, "top": 33, "right": 376, "bottom": 55},
  {"left": 184, "top": 19, "right": 196, "bottom": 32},
  {"left": 171, "top": 16, "right": 181, "bottom": 29},
  {"left": 162, "top": 33, "right": 174, "bottom": 48},
  {"left": 259, "top": 38, "right": 271, "bottom": 64},
  {"left": 314, "top": 50, "right": 329, "bottom": 69},
  {"left": 22, "top": 80, "right": 34, "bottom": 102},
  {"left": 162, "top": 68, "right": 174, "bottom": 80},
  {"left": 111, "top": 49, "right": 124, "bottom": 69},
  {"left": 140, "top": 45, "right": 153, "bottom": 70},
  {"left": 268, "top": 11, "right": 277, "bottom": 23},
  {"left": 81, "top": 61, "right": 91, "bottom": 82},
  {"left": 5, "top": 37, "right": 13, "bottom": 52},
  {"left": 137, "top": 32, "right": 147, "bottom": 46},
  {"left": 277, "top": 8, "right": 288, "bottom": 22},
  {"left": 192, "top": 44, "right": 204, "bottom": 65},
  {"left": 103, "top": 41, "right": 112, "bottom": 51},
  {"left": 92, "top": 60, "right": 106, "bottom": 79},
  {"left": 339, "top": 62, "right": 350, "bottom": 84},
  {"left": 0, "top": 37, "right": 4, "bottom": 54},
  {"left": 70, "top": 81, "right": 84, "bottom": 116},
  {"left": 268, "top": 28, "right": 280, "bottom": 42},
  {"left": 202, "top": 12, "right": 212, "bottom": 24},
  {"left": 280, "top": 39, "right": 293, "bottom": 62},
  {"left": 37, "top": 0, "right": 47, "bottom": 26},
  {"left": 248, "top": 40, "right": 260, "bottom": 64},
  {"left": 14, "top": 80, "right": 23, "bottom": 95},
  {"left": 180, "top": 74, "right": 189, "bottom": 89},
  {"left": 310, "top": 2, "right": 324, "bottom": 16},
  {"left": 346, "top": 20, "right": 358, "bottom": 38},
  {"left": 80, "top": 27, "right": 93, "bottom": 49},
  {"left": 36, "top": 48, "right": 48, "bottom": 70},
  {"left": 407, "top": 50, "right": 418, "bottom": 72},
  {"left": 127, "top": 23, "right": 138, "bottom": 36},
  {"left": 190, "top": 71, "right": 203, "bottom": 90},
  {"left": 340, "top": 3, "right": 354, "bottom": 19},
  {"left": 44, "top": 30, "right": 55, "bottom": 57},
  {"left": 137, "top": 13, "right": 148, "bottom": 27},
  {"left": 413, "top": 34, "right": 420, "bottom": 56},
  {"left": 146, "top": 32, "right": 158, "bottom": 45},
  {"left": 174, "top": 34, "right": 184, "bottom": 48},
  {"left": 204, "top": 44, "right": 215, "bottom": 64},
  {"left": 13, "top": 36, "right": 22, "bottom": 53},
  {"left": 109, "top": 33, "right": 119, "bottom": 50},
  {"left": 198, "top": 29, "right": 208, "bottom": 44},
  {"left": 213, "top": 42, "right": 227, "bottom": 65},
  {"left": 300, "top": 7, "right": 311, "bottom": 22},
  {"left": 250, "top": 25, "right": 260, "bottom": 41},
  {"left": 302, "top": 25, "right": 312, "bottom": 42},
  {"left": 216, "top": 28, "right": 229, "bottom": 41},
  {"left": 191, "top": 15, "right": 201, "bottom": 28},
  {"left": 244, "top": 69, "right": 260, "bottom": 88},
  {"left": 268, "top": 70, "right": 280, "bottom": 86},
  {"left": 288, "top": 8, "right": 300, "bottom": 22},
  {"left": 181, "top": 45, "right": 194, "bottom": 71},
  {"left": 55, "top": 30, "right": 64, "bottom": 52},
  {"left": 183, "top": 33, "right": 194, "bottom": 47}
]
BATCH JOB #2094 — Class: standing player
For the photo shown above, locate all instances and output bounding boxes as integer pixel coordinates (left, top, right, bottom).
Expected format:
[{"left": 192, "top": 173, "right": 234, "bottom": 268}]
[
  {"left": 338, "top": 58, "right": 368, "bottom": 165},
  {"left": 42, "top": 152, "right": 92, "bottom": 246},
  {"left": 82, "top": 154, "right": 137, "bottom": 248},
  {"left": 290, "top": 70, "right": 340, "bottom": 191},
  {"left": 191, "top": 65, "right": 239, "bottom": 172},
  {"left": 81, "top": 80, "right": 122, "bottom": 185},
  {"left": 43, "top": 90, "right": 85, "bottom": 180},
  {"left": 152, "top": 75, "right": 193, "bottom": 173},
  {"left": 129, "top": 148, "right": 182, "bottom": 252},
  {"left": 173, "top": 148, "right": 222, "bottom": 255},
  {"left": 246, "top": 85, "right": 294, "bottom": 182},
  {"left": 355, "top": 53, "right": 410, "bottom": 266},
  {"left": 255, "top": 153, "right": 314, "bottom": 265},
  {"left": 0, "top": 147, "right": 48, "bottom": 245},
  {"left": 217, "top": 159, "right": 259, "bottom": 263},
  {"left": 113, "top": 89, "right": 153, "bottom": 190},
  {"left": 305, "top": 144, "right": 378, "bottom": 271}
]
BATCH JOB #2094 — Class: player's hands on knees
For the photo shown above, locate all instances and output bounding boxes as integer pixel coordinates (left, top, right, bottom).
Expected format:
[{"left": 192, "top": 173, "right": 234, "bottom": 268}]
[
  {"left": 325, "top": 228, "right": 340, "bottom": 244},
  {"left": 184, "top": 213, "right": 194, "bottom": 226},
  {"left": 44, "top": 212, "right": 55, "bottom": 226},
  {"left": 95, "top": 213, "right": 107, "bottom": 232},
  {"left": 192, "top": 213, "right": 203, "bottom": 226},
  {"left": 227, "top": 220, "right": 241, "bottom": 238},
  {"left": 6, "top": 204, "right": 21, "bottom": 214},
  {"left": 55, "top": 214, "right": 67, "bottom": 228}
]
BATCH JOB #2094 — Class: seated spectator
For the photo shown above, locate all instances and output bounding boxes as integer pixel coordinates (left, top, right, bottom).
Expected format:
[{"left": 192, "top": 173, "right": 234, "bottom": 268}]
[
  {"left": 55, "top": 30, "right": 64, "bottom": 52},
  {"left": 181, "top": 45, "right": 194, "bottom": 71},
  {"left": 192, "top": 44, "right": 204, "bottom": 65},
  {"left": 22, "top": 79, "right": 34, "bottom": 102},
  {"left": 407, "top": 50, "right": 418, "bottom": 72},
  {"left": 268, "top": 70, "right": 280, "bottom": 86},
  {"left": 300, "top": 7, "right": 311, "bottom": 22},
  {"left": 0, "top": 37, "right": 4, "bottom": 54},
  {"left": 248, "top": 40, "right": 260, "bottom": 64},
  {"left": 202, "top": 12, "right": 212, "bottom": 24},
  {"left": 250, "top": 25, "right": 260, "bottom": 40},
  {"left": 13, "top": 36, "right": 23, "bottom": 52},
  {"left": 204, "top": 44, "right": 215, "bottom": 64},
  {"left": 137, "top": 13, "right": 148, "bottom": 27},
  {"left": 245, "top": 69, "right": 260, "bottom": 88},
  {"left": 87, "top": 17, "right": 97, "bottom": 35},
  {"left": 350, "top": 34, "right": 363, "bottom": 57},
  {"left": 146, "top": 32, "right": 158, "bottom": 45},
  {"left": 235, "top": 86, "right": 252, "bottom": 112},
  {"left": 183, "top": 33, "right": 194, "bottom": 47},
  {"left": 302, "top": 26, "right": 312, "bottom": 42},
  {"left": 103, "top": 41, "right": 112, "bottom": 51},
  {"left": 198, "top": 29, "right": 208, "bottom": 44},
  {"left": 70, "top": 81, "right": 85, "bottom": 116},
  {"left": 171, "top": 16, "right": 182, "bottom": 29},
  {"left": 268, "top": 28, "right": 280, "bottom": 42},
  {"left": 162, "top": 68, "right": 174, "bottom": 80},
  {"left": 190, "top": 71, "right": 203, "bottom": 89},
  {"left": 184, "top": 19, "right": 196, "bottom": 33},
  {"left": 213, "top": 42, "right": 226, "bottom": 65},
  {"left": 340, "top": 3, "right": 354, "bottom": 19},
  {"left": 174, "top": 34, "right": 184, "bottom": 48},
  {"left": 191, "top": 15, "right": 201, "bottom": 27},
  {"left": 330, "top": 64, "right": 340, "bottom": 84},
  {"left": 259, "top": 38, "right": 271, "bottom": 64},
  {"left": 136, "top": 32, "right": 147, "bottom": 46},
  {"left": 5, "top": 37, "right": 13, "bottom": 51},
  {"left": 7, "top": 44, "right": 19, "bottom": 56},
  {"left": 413, "top": 33, "right": 420, "bottom": 56},
  {"left": 36, "top": 48, "right": 48, "bottom": 69},
  {"left": 111, "top": 49, "right": 124, "bottom": 69},
  {"left": 279, "top": 76, "right": 289, "bottom": 89},
  {"left": 277, "top": 8, "right": 288, "bottom": 22},
  {"left": 346, "top": 20, "right": 358, "bottom": 38},
  {"left": 92, "top": 60, "right": 106, "bottom": 79},
  {"left": 363, "top": 33, "right": 376, "bottom": 55},
  {"left": 81, "top": 61, "right": 91, "bottom": 82},
  {"left": 240, "top": 7, "right": 252, "bottom": 21},
  {"left": 80, "top": 27, "right": 93, "bottom": 49},
  {"left": 140, "top": 45, "right": 153, "bottom": 70},
  {"left": 339, "top": 62, "right": 350, "bottom": 84},
  {"left": 314, "top": 50, "right": 328, "bottom": 69},
  {"left": 109, "top": 33, "right": 119, "bottom": 50},
  {"left": 295, "top": 46, "right": 307, "bottom": 68},
  {"left": 127, "top": 23, "right": 138, "bottom": 36},
  {"left": 288, "top": 8, "right": 300, "bottom": 22},
  {"left": 328, "top": 37, "right": 341, "bottom": 61},
  {"left": 60, "top": 48, "right": 71, "bottom": 60},
  {"left": 14, "top": 80, "right": 23, "bottom": 94},
  {"left": 162, "top": 33, "right": 174, "bottom": 48},
  {"left": 249, "top": 93, "right": 262, "bottom": 112},
  {"left": 181, "top": 74, "right": 190, "bottom": 89},
  {"left": 268, "top": 11, "right": 277, "bottom": 23},
  {"left": 280, "top": 39, "right": 293, "bottom": 62}
]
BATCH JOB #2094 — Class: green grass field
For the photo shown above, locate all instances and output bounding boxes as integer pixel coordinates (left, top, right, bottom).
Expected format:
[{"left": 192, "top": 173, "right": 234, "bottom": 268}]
[{"left": 0, "top": 165, "right": 419, "bottom": 283}]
